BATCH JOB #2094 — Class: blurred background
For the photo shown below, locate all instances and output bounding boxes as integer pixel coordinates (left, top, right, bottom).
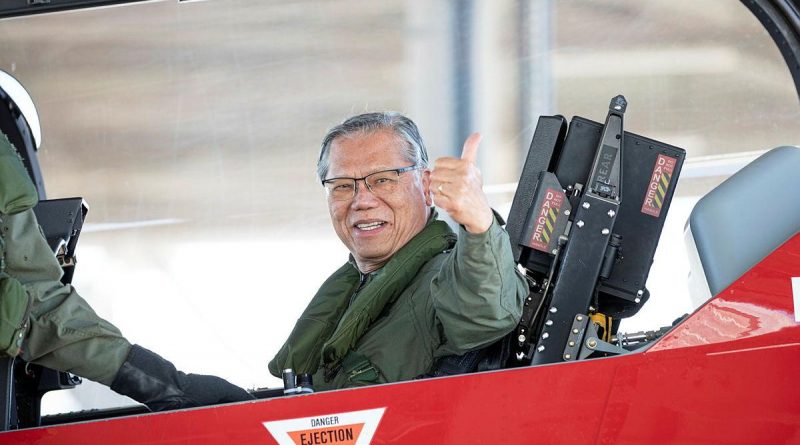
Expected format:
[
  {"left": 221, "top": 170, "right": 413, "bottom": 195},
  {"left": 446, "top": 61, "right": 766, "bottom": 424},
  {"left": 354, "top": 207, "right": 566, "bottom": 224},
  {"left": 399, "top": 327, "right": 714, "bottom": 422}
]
[{"left": 0, "top": 0, "right": 798, "bottom": 413}]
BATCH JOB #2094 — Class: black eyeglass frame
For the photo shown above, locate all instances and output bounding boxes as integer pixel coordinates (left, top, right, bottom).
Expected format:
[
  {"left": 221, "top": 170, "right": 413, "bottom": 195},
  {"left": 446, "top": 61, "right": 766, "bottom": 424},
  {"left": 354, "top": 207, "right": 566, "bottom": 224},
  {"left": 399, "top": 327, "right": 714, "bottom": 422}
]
[{"left": 321, "top": 164, "right": 424, "bottom": 197}]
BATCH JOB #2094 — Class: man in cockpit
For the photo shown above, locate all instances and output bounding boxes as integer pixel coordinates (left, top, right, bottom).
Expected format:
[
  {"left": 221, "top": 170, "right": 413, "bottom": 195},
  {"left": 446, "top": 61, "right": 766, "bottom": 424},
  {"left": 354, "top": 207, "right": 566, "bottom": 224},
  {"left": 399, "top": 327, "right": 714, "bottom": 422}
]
[
  {"left": 269, "top": 112, "right": 527, "bottom": 389},
  {"left": 0, "top": 70, "right": 252, "bottom": 411}
]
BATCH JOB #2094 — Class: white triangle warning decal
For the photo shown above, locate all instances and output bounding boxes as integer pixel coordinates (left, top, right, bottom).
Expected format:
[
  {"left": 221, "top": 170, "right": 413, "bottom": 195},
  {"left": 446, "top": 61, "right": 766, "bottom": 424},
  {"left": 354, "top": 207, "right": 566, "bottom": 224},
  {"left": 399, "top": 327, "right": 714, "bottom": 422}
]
[{"left": 263, "top": 408, "right": 385, "bottom": 445}]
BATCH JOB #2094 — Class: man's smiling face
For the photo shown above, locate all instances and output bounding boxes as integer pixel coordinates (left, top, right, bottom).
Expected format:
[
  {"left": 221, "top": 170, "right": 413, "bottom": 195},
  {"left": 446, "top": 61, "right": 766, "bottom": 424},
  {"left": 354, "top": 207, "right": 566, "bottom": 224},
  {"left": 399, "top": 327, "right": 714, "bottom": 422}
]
[{"left": 325, "top": 128, "right": 431, "bottom": 273}]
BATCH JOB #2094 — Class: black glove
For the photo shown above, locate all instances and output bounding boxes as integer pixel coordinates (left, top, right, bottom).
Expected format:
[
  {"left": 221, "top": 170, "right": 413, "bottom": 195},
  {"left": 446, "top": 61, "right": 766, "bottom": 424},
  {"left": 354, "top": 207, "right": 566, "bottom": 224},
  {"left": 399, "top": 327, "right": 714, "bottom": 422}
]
[{"left": 110, "top": 344, "right": 254, "bottom": 412}]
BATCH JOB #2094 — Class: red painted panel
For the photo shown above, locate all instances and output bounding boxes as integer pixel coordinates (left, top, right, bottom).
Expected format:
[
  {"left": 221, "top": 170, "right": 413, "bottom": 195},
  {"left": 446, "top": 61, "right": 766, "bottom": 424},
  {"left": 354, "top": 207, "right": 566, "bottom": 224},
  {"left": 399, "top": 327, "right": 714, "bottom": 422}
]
[
  {"left": 2, "top": 233, "right": 799, "bottom": 444},
  {"left": 652, "top": 232, "right": 800, "bottom": 352}
]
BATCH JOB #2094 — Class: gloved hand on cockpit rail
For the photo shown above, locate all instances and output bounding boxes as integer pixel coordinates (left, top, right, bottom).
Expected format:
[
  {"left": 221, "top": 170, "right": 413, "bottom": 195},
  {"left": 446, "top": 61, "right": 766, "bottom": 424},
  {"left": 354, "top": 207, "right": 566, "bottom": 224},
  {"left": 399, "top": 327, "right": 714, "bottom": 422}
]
[{"left": 0, "top": 133, "right": 253, "bottom": 411}]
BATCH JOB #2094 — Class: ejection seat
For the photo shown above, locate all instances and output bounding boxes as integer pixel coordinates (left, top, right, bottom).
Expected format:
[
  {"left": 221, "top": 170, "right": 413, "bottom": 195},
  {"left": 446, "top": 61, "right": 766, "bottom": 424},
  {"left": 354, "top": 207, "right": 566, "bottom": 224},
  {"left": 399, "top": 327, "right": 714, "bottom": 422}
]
[{"left": 685, "top": 146, "right": 800, "bottom": 307}]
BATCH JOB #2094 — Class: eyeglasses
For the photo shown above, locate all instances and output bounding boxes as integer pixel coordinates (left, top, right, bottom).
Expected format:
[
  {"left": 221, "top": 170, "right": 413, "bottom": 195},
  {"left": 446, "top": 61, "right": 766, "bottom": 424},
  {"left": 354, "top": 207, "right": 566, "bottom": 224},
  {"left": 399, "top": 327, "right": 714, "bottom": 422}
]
[{"left": 322, "top": 165, "right": 423, "bottom": 201}]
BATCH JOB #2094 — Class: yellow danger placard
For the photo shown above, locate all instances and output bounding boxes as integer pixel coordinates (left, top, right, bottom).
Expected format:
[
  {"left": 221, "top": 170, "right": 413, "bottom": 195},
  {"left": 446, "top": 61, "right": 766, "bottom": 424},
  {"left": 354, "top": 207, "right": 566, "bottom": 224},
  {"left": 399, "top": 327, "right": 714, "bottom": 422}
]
[
  {"left": 641, "top": 154, "right": 676, "bottom": 217},
  {"left": 529, "top": 187, "right": 564, "bottom": 252}
]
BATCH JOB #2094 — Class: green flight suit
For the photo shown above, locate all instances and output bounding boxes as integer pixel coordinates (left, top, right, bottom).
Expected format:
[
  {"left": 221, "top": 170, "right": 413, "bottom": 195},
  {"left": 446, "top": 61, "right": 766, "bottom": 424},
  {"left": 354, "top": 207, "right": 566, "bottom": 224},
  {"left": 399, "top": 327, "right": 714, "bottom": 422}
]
[
  {"left": 271, "top": 213, "right": 528, "bottom": 390},
  {"left": 0, "top": 134, "right": 130, "bottom": 386}
]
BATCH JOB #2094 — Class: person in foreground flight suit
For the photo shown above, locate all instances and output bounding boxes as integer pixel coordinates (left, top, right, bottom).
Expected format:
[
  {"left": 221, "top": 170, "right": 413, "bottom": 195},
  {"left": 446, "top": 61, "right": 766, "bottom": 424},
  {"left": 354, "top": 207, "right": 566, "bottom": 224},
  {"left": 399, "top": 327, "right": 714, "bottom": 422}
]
[
  {"left": 0, "top": 70, "right": 253, "bottom": 412},
  {"left": 269, "top": 112, "right": 528, "bottom": 389}
]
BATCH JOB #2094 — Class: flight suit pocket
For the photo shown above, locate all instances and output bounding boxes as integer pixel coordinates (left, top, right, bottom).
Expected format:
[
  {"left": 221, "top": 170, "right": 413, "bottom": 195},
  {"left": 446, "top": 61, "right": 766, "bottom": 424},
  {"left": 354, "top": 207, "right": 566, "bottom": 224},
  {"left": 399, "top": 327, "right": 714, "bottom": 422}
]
[
  {"left": 341, "top": 351, "right": 387, "bottom": 387},
  {"left": 0, "top": 276, "right": 32, "bottom": 357}
]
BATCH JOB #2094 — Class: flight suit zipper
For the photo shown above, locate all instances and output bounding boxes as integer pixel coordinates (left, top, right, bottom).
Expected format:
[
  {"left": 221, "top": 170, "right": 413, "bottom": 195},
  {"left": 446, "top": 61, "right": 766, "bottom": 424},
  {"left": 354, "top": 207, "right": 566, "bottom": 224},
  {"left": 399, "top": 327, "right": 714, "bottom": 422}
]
[
  {"left": 348, "top": 272, "right": 371, "bottom": 306},
  {"left": 326, "top": 272, "right": 373, "bottom": 383}
]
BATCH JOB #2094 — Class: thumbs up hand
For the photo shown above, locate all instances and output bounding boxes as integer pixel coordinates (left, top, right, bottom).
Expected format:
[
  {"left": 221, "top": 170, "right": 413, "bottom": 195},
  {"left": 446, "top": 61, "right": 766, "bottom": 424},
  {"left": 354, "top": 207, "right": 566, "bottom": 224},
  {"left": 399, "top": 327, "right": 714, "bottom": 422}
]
[{"left": 429, "top": 133, "right": 493, "bottom": 234}]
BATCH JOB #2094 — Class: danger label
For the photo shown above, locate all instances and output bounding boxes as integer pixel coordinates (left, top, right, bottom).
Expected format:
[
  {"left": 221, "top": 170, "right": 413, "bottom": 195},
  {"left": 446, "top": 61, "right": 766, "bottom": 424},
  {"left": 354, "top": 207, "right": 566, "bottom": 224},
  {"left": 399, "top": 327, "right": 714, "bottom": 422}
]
[
  {"left": 288, "top": 423, "right": 364, "bottom": 445},
  {"left": 641, "top": 154, "right": 676, "bottom": 217},
  {"left": 529, "top": 187, "right": 564, "bottom": 252},
  {"left": 264, "top": 408, "right": 385, "bottom": 445}
]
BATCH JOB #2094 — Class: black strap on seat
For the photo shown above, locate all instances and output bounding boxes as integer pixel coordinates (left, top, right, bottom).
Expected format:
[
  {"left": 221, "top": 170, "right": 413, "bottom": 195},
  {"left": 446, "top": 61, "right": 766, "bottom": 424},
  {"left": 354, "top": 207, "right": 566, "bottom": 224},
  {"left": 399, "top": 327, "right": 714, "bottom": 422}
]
[{"left": 419, "top": 335, "right": 513, "bottom": 379}]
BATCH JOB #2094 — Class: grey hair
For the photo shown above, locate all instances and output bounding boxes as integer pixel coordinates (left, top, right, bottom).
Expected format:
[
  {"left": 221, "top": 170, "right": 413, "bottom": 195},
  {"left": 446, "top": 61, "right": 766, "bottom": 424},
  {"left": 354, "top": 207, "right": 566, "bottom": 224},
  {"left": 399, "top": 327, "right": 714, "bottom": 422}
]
[{"left": 317, "top": 112, "right": 429, "bottom": 182}]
